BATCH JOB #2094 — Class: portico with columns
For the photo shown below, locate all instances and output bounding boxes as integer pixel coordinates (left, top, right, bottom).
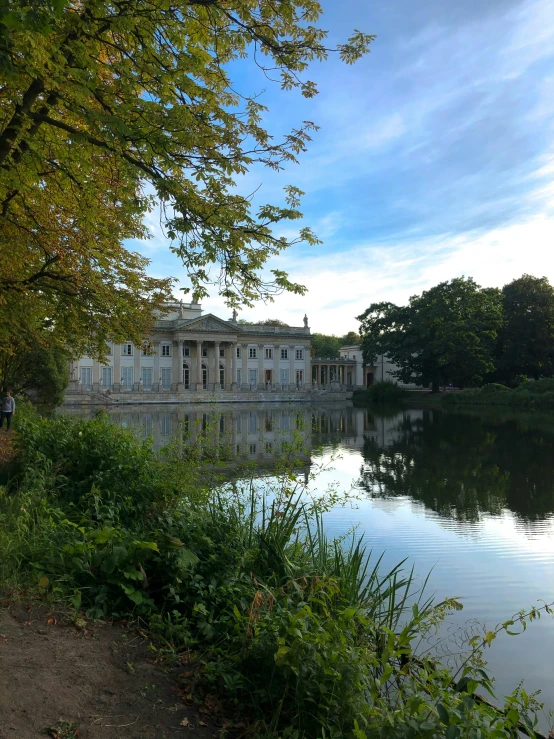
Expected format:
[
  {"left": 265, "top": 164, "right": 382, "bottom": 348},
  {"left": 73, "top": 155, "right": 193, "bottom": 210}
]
[{"left": 69, "top": 302, "right": 316, "bottom": 400}]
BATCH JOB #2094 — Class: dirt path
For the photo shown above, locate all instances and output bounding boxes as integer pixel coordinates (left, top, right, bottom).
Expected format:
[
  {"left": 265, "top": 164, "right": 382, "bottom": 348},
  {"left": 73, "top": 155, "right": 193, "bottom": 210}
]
[
  {"left": 0, "top": 605, "right": 219, "bottom": 739},
  {"left": 0, "top": 430, "right": 15, "bottom": 464}
]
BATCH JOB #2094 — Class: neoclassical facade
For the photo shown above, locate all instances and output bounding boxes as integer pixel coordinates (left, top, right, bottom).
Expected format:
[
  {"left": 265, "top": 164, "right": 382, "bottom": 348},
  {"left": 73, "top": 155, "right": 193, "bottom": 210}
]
[{"left": 70, "top": 302, "right": 313, "bottom": 396}]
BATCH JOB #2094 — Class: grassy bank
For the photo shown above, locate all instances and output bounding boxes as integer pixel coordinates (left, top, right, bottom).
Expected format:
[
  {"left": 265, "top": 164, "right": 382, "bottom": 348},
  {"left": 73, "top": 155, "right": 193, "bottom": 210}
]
[
  {"left": 443, "top": 379, "right": 554, "bottom": 410},
  {"left": 0, "top": 409, "right": 550, "bottom": 738}
]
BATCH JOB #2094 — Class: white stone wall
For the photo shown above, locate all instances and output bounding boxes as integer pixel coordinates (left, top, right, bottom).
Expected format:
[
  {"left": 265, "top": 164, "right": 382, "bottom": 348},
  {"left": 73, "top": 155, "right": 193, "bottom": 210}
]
[{"left": 339, "top": 345, "right": 423, "bottom": 389}]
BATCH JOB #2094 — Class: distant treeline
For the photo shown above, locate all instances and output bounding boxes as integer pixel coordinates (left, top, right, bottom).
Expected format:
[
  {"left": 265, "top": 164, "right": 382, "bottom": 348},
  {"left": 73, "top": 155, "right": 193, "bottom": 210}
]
[
  {"left": 310, "top": 331, "right": 361, "bottom": 357},
  {"left": 357, "top": 274, "right": 554, "bottom": 392}
]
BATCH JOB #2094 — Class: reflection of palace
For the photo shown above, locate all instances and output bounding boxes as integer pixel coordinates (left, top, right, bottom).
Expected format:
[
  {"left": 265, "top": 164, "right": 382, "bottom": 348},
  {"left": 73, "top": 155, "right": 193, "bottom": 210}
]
[
  {"left": 63, "top": 403, "right": 314, "bottom": 475},
  {"left": 310, "top": 406, "right": 423, "bottom": 449},
  {"left": 63, "top": 403, "right": 418, "bottom": 474}
]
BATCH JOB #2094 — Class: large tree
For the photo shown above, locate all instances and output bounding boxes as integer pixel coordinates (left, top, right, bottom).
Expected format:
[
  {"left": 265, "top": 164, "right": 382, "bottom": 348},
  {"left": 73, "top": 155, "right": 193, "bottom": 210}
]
[
  {"left": 496, "top": 274, "right": 554, "bottom": 382},
  {"left": 0, "top": 0, "right": 372, "bottom": 356},
  {"left": 357, "top": 277, "right": 503, "bottom": 392},
  {"left": 0, "top": 340, "right": 70, "bottom": 407},
  {"left": 311, "top": 333, "right": 342, "bottom": 358},
  {"left": 340, "top": 331, "right": 361, "bottom": 346}
]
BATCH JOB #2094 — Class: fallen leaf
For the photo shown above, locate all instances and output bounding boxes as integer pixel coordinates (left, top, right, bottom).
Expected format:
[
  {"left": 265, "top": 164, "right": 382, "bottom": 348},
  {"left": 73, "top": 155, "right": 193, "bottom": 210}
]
[
  {"left": 181, "top": 718, "right": 190, "bottom": 727},
  {"left": 198, "top": 721, "right": 207, "bottom": 727}
]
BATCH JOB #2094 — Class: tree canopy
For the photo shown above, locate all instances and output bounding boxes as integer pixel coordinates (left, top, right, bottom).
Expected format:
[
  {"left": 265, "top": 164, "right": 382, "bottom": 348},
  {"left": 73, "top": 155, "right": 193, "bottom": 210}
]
[
  {"left": 0, "top": 340, "right": 70, "bottom": 406},
  {"left": 357, "top": 278, "right": 503, "bottom": 392},
  {"left": 311, "top": 331, "right": 361, "bottom": 357},
  {"left": 311, "top": 333, "right": 342, "bottom": 358},
  {"left": 0, "top": 0, "right": 372, "bottom": 357},
  {"left": 496, "top": 274, "right": 554, "bottom": 382}
]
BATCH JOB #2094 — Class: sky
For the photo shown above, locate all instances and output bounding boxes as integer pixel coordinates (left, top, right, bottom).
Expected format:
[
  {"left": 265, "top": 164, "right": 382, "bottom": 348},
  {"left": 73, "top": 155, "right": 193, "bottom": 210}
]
[{"left": 130, "top": 0, "right": 554, "bottom": 335}]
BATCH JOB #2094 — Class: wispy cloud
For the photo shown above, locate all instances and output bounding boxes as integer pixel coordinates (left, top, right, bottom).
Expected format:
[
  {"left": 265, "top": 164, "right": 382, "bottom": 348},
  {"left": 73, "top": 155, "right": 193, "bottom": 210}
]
[{"left": 129, "top": 0, "right": 554, "bottom": 337}]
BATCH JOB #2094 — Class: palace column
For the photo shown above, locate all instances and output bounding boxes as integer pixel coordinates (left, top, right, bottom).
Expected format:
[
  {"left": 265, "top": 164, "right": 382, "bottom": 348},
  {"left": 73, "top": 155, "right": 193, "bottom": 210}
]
[
  {"left": 172, "top": 340, "right": 180, "bottom": 390},
  {"left": 113, "top": 346, "right": 121, "bottom": 391},
  {"left": 214, "top": 341, "right": 220, "bottom": 389},
  {"left": 153, "top": 340, "right": 160, "bottom": 391},
  {"left": 92, "top": 357, "right": 100, "bottom": 391},
  {"left": 305, "top": 349, "right": 311, "bottom": 389},
  {"left": 231, "top": 342, "right": 237, "bottom": 389},
  {"left": 273, "top": 344, "right": 279, "bottom": 387},
  {"left": 134, "top": 344, "right": 141, "bottom": 391},
  {"left": 289, "top": 344, "right": 295, "bottom": 388},
  {"left": 241, "top": 343, "right": 248, "bottom": 387},
  {"left": 176, "top": 340, "right": 184, "bottom": 391},
  {"left": 258, "top": 344, "right": 264, "bottom": 388},
  {"left": 196, "top": 340, "right": 203, "bottom": 390}
]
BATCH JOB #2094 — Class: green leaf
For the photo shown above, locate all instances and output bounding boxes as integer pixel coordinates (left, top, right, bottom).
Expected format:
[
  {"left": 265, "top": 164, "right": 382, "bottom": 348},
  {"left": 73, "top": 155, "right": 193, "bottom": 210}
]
[
  {"left": 483, "top": 630, "right": 497, "bottom": 647},
  {"left": 175, "top": 549, "right": 200, "bottom": 570},
  {"left": 275, "top": 646, "right": 291, "bottom": 664},
  {"left": 437, "top": 703, "right": 450, "bottom": 726}
]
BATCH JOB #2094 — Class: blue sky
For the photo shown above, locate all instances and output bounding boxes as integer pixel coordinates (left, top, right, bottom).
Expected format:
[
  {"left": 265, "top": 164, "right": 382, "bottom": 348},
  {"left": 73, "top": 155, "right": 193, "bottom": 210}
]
[{"left": 133, "top": 0, "right": 554, "bottom": 334}]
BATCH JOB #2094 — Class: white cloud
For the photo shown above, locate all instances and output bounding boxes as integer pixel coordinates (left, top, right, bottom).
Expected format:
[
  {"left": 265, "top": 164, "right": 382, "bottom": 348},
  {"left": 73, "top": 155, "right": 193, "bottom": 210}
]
[
  {"left": 359, "top": 114, "right": 406, "bottom": 150},
  {"left": 202, "top": 213, "right": 554, "bottom": 335}
]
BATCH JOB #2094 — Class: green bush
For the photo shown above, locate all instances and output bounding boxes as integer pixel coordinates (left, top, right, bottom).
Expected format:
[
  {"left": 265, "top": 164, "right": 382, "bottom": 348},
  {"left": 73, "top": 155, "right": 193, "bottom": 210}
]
[
  {"left": 355, "top": 381, "right": 407, "bottom": 405},
  {"left": 444, "top": 378, "right": 554, "bottom": 411},
  {"left": 0, "top": 412, "right": 550, "bottom": 738},
  {"left": 520, "top": 378, "right": 554, "bottom": 394},
  {"left": 479, "top": 383, "right": 509, "bottom": 394}
]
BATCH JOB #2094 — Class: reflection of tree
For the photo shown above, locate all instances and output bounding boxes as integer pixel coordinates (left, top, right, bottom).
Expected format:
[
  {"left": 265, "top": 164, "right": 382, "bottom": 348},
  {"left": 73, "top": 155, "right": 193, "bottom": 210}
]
[{"left": 358, "top": 411, "right": 554, "bottom": 523}]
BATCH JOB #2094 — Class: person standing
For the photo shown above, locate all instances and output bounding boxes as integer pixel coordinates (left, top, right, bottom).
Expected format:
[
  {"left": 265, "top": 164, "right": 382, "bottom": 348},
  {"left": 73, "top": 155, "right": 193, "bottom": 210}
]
[{"left": 1, "top": 390, "right": 15, "bottom": 432}]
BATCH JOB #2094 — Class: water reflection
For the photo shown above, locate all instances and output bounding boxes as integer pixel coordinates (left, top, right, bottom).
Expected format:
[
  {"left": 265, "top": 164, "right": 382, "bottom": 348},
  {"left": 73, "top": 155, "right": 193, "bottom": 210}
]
[
  {"left": 63, "top": 403, "right": 554, "bottom": 524},
  {"left": 62, "top": 401, "right": 554, "bottom": 717},
  {"left": 357, "top": 409, "right": 554, "bottom": 524}
]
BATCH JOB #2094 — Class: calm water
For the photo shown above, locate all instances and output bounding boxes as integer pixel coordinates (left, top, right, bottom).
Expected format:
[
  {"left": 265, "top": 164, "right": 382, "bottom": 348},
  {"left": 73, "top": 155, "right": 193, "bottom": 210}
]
[{"left": 65, "top": 401, "right": 554, "bottom": 716}]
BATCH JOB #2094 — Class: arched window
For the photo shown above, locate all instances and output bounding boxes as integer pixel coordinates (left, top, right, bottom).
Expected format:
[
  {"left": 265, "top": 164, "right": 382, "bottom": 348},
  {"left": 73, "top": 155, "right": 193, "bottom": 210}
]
[
  {"left": 202, "top": 363, "right": 207, "bottom": 389},
  {"left": 183, "top": 363, "right": 190, "bottom": 389},
  {"left": 219, "top": 364, "right": 225, "bottom": 389}
]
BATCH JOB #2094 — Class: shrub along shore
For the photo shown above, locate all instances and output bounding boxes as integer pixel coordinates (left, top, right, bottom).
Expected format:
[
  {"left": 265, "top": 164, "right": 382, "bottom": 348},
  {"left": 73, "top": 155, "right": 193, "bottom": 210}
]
[
  {"left": 442, "top": 379, "right": 554, "bottom": 411},
  {"left": 0, "top": 407, "right": 551, "bottom": 738},
  {"left": 353, "top": 379, "right": 554, "bottom": 413}
]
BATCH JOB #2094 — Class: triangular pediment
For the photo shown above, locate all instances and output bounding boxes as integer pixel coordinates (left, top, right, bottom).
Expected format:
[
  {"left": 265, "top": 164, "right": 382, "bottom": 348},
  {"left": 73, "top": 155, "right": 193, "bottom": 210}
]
[{"left": 179, "top": 314, "right": 238, "bottom": 333}]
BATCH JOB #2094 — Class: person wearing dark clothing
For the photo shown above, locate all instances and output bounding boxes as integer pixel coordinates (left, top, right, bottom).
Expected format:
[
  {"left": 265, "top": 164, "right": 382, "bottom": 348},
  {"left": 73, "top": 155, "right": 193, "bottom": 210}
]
[{"left": 1, "top": 390, "right": 15, "bottom": 431}]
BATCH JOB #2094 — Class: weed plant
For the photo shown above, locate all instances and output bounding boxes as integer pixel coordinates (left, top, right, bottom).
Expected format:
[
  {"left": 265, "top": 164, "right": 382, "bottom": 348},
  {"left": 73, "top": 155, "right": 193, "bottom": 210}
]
[{"left": 0, "top": 409, "right": 551, "bottom": 738}]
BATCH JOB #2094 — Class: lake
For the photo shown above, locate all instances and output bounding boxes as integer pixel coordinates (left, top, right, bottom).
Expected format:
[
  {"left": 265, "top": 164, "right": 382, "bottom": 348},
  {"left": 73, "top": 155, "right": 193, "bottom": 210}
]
[{"left": 64, "top": 401, "right": 554, "bottom": 720}]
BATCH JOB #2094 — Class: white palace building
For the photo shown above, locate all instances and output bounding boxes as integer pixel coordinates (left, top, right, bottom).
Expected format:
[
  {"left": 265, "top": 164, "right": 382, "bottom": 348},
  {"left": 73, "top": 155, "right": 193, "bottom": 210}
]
[
  {"left": 68, "top": 301, "right": 322, "bottom": 404},
  {"left": 66, "top": 301, "right": 416, "bottom": 405}
]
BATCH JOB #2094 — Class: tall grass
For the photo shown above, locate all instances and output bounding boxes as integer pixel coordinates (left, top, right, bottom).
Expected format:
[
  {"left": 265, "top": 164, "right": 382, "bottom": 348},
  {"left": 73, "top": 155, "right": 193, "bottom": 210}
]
[{"left": 0, "top": 409, "right": 550, "bottom": 738}]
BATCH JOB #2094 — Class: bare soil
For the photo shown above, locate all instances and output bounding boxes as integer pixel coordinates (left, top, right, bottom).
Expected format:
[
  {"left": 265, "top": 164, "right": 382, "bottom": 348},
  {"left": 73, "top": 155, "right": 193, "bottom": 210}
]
[
  {"left": 0, "top": 604, "right": 223, "bottom": 739},
  {"left": 0, "top": 429, "right": 15, "bottom": 464}
]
